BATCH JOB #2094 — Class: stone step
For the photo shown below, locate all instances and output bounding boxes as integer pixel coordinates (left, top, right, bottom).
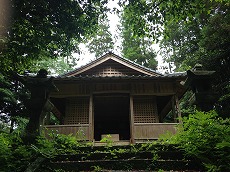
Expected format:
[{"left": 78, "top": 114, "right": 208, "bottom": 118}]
[
  {"left": 72, "top": 143, "right": 179, "bottom": 154},
  {"left": 51, "top": 150, "right": 186, "bottom": 162},
  {"left": 37, "top": 144, "right": 204, "bottom": 171},
  {"left": 47, "top": 159, "right": 202, "bottom": 171}
]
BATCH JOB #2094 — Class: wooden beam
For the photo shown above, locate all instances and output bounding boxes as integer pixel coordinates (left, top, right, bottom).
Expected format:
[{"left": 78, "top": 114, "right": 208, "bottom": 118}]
[
  {"left": 131, "top": 92, "right": 175, "bottom": 96},
  {"left": 50, "top": 94, "right": 90, "bottom": 98},
  {"left": 130, "top": 95, "right": 135, "bottom": 144},
  {"left": 89, "top": 94, "right": 93, "bottom": 141}
]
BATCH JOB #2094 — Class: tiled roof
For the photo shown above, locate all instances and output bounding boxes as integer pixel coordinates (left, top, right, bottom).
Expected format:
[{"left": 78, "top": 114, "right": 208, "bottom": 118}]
[{"left": 55, "top": 72, "right": 186, "bottom": 81}]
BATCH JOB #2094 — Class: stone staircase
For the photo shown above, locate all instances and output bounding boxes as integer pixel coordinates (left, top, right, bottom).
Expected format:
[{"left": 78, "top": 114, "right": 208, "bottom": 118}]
[{"left": 38, "top": 144, "right": 204, "bottom": 171}]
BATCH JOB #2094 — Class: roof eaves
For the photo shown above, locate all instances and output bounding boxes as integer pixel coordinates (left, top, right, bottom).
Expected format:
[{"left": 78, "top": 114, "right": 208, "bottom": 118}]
[{"left": 55, "top": 73, "right": 186, "bottom": 81}]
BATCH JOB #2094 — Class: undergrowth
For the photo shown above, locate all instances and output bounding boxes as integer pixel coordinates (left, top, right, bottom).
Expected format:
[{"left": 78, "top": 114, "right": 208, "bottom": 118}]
[{"left": 159, "top": 110, "right": 230, "bottom": 172}]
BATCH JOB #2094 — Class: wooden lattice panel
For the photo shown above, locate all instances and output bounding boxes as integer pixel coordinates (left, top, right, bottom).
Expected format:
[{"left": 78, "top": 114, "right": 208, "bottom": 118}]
[
  {"left": 65, "top": 97, "right": 89, "bottom": 124},
  {"left": 96, "top": 66, "right": 124, "bottom": 76},
  {"left": 133, "top": 96, "right": 158, "bottom": 123}
]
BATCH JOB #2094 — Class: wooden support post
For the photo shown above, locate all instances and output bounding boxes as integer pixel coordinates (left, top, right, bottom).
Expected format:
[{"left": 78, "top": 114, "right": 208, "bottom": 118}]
[
  {"left": 89, "top": 94, "right": 93, "bottom": 141},
  {"left": 130, "top": 95, "right": 135, "bottom": 144}
]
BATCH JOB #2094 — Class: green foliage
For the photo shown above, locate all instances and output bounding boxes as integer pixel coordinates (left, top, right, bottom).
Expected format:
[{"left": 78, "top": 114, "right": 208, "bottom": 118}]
[
  {"left": 160, "top": 19, "right": 201, "bottom": 70},
  {"left": 179, "top": 90, "right": 197, "bottom": 116},
  {"left": 0, "top": 132, "right": 32, "bottom": 172},
  {"left": 1, "top": 0, "right": 109, "bottom": 73},
  {"left": 100, "top": 134, "right": 114, "bottom": 147},
  {"left": 0, "top": 133, "right": 12, "bottom": 167},
  {"left": 0, "top": 74, "right": 16, "bottom": 114},
  {"left": 216, "top": 83, "right": 230, "bottom": 118},
  {"left": 158, "top": 1, "right": 230, "bottom": 117},
  {"left": 86, "top": 16, "right": 114, "bottom": 58},
  {"left": 120, "top": 5, "right": 158, "bottom": 69},
  {"left": 160, "top": 111, "right": 230, "bottom": 171},
  {"left": 0, "top": 73, "right": 29, "bottom": 133},
  {"left": 119, "top": 0, "right": 229, "bottom": 40},
  {"left": 91, "top": 165, "right": 103, "bottom": 172},
  {"left": 28, "top": 56, "right": 77, "bottom": 75},
  {"left": 161, "top": 2, "right": 230, "bottom": 76},
  {"left": 0, "top": 128, "right": 89, "bottom": 171},
  {"left": 33, "top": 132, "right": 82, "bottom": 158}
]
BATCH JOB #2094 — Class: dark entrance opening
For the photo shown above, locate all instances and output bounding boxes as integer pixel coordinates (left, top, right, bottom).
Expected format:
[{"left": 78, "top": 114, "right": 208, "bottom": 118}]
[{"left": 94, "top": 94, "right": 130, "bottom": 141}]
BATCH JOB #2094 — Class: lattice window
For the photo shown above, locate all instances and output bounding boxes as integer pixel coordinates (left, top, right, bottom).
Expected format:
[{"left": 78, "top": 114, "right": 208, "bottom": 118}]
[
  {"left": 79, "top": 59, "right": 145, "bottom": 77},
  {"left": 133, "top": 96, "right": 158, "bottom": 123},
  {"left": 96, "top": 66, "right": 124, "bottom": 76},
  {"left": 64, "top": 97, "right": 89, "bottom": 124}
]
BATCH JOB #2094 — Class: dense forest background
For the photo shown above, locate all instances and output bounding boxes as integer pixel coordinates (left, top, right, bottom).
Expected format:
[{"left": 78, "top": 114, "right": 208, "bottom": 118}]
[{"left": 0, "top": 0, "right": 229, "bottom": 171}]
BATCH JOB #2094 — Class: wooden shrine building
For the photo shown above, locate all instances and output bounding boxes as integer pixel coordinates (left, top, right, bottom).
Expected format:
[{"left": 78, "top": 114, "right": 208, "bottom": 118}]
[{"left": 44, "top": 52, "right": 186, "bottom": 144}]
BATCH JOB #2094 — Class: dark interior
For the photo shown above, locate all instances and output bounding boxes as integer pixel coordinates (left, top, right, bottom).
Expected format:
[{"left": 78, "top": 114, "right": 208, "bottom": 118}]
[
  {"left": 50, "top": 97, "right": 66, "bottom": 124},
  {"left": 94, "top": 94, "right": 130, "bottom": 141}
]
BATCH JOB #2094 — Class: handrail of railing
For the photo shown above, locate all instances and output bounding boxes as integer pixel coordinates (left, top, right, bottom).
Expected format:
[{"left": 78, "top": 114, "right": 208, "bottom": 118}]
[
  {"left": 134, "top": 123, "right": 179, "bottom": 125},
  {"left": 44, "top": 124, "right": 89, "bottom": 127}
]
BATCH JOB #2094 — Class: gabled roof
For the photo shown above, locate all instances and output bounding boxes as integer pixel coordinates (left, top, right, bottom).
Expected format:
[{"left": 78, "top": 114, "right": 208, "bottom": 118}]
[{"left": 61, "top": 52, "right": 162, "bottom": 77}]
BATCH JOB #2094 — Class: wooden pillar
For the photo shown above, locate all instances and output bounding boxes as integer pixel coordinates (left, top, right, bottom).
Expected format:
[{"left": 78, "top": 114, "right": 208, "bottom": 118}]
[
  {"left": 130, "top": 95, "right": 135, "bottom": 144},
  {"left": 89, "top": 94, "right": 93, "bottom": 141}
]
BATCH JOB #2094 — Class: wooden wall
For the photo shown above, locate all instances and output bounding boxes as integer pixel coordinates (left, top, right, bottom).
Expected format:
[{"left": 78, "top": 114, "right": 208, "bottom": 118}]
[
  {"left": 44, "top": 124, "right": 90, "bottom": 140},
  {"left": 50, "top": 80, "right": 176, "bottom": 97},
  {"left": 133, "top": 123, "right": 177, "bottom": 140}
]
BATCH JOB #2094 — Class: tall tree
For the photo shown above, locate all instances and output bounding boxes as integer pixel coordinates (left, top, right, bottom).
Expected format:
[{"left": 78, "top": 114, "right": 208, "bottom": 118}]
[
  {"left": 86, "top": 16, "right": 114, "bottom": 58},
  {"left": 120, "top": 6, "right": 158, "bottom": 69},
  {"left": 0, "top": 74, "right": 16, "bottom": 118},
  {"left": 159, "top": 2, "right": 230, "bottom": 117},
  {"left": 0, "top": 73, "right": 28, "bottom": 133},
  {"left": 1, "top": 0, "right": 109, "bottom": 74},
  {"left": 160, "top": 19, "right": 202, "bottom": 71}
]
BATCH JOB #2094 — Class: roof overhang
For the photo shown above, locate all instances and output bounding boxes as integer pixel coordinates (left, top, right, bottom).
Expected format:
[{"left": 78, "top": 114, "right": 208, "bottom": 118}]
[{"left": 61, "top": 52, "right": 162, "bottom": 77}]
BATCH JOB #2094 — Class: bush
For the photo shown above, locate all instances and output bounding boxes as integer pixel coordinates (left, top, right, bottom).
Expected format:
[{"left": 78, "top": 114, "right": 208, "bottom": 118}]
[
  {"left": 0, "top": 130, "right": 83, "bottom": 171},
  {"left": 160, "top": 111, "right": 230, "bottom": 172},
  {"left": 0, "top": 133, "right": 12, "bottom": 170},
  {"left": 32, "top": 132, "right": 83, "bottom": 158},
  {"left": 0, "top": 132, "right": 33, "bottom": 172}
]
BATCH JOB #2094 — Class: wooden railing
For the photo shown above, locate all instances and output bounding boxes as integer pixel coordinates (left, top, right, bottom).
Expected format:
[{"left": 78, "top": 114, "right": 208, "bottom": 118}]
[
  {"left": 44, "top": 124, "right": 90, "bottom": 140},
  {"left": 44, "top": 123, "right": 179, "bottom": 142},
  {"left": 134, "top": 123, "right": 179, "bottom": 140}
]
